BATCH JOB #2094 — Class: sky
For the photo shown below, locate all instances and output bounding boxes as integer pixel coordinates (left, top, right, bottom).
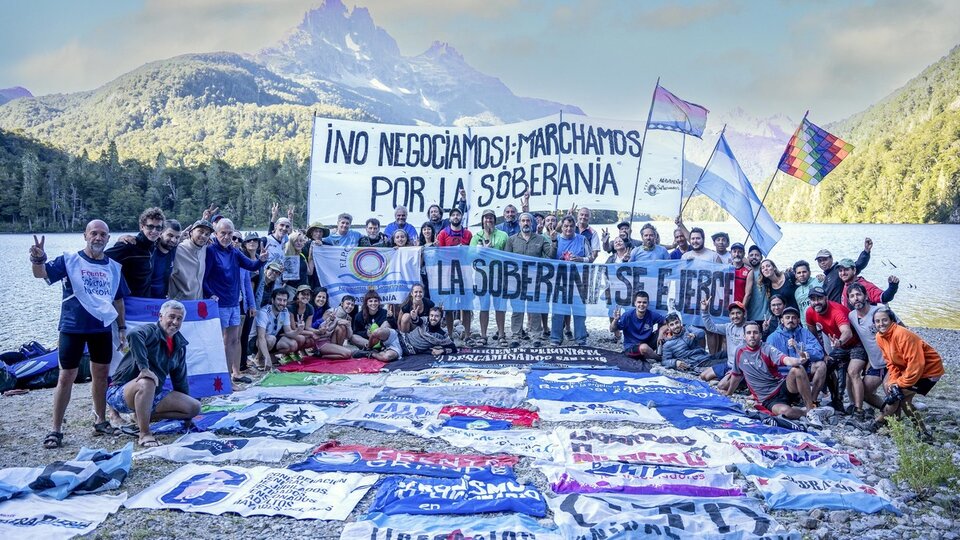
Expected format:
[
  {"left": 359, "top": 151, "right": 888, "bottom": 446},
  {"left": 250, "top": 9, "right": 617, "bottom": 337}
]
[{"left": 1, "top": 0, "right": 958, "bottom": 123}]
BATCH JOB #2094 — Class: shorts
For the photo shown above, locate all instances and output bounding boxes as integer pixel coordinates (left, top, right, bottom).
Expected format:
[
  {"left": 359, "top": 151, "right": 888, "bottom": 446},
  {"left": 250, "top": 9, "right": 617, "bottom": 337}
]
[
  {"left": 762, "top": 383, "right": 802, "bottom": 410},
  {"left": 712, "top": 362, "right": 732, "bottom": 378},
  {"left": 219, "top": 306, "right": 241, "bottom": 329},
  {"left": 830, "top": 345, "right": 866, "bottom": 363},
  {"left": 907, "top": 377, "right": 939, "bottom": 396},
  {"left": 382, "top": 330, "right": 405, "bottom": 359},
  {"left": 59, "top": 332, "right": 113, "bottom": 370},
  {"left": 865, "top": 366, "right": 887, "bottom": 378},
  {"left": 106, "top": 381, "right": 171, "bottom": 415}
]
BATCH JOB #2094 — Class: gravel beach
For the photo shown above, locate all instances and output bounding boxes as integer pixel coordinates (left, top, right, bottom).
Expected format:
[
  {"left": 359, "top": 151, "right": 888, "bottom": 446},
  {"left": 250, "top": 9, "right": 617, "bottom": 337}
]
[{"left": 1, "top": 325, "right": 957, "bottom": 540}]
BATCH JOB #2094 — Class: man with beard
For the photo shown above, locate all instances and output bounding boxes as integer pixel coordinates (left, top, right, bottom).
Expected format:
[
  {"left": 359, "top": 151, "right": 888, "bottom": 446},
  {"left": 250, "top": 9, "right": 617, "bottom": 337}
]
[
  {"left": 837, "top": 258, "right": 899, "bottom": 306},
  {"left": 384, "top": 205, "right": 419, "bottom": 246},
  {"left": 169, "top": 220, "right": 214, "bottom": 301},
  {"left": 425, "top": 188, "right": 467, "bottom": 237},
  {"left": 792, "top": 260, "right": 823, "bottom": 326},
  {"left": 744, "top": 245, "right": 768, "bottom": 323},
  {"left": 470, "top": 210, "right": 509, "bottom": 346},
  {"left": 680, "top": 228, "right": 722, "bottom": 263},
  {"left": 699, "top": 298, "right": 747, "bottom": 393},
  {"left": 147, "top": 220, "right": 181, "bottom": 299},
  {"left": 204, "top": 218, "right": 269, "bottom": 384},
  {"left": 106, "top": 207, "right": 165, "bottom": 297},
  {"left": 505, "top": 212, "right": 554, "bottom": 347},
  {"left": 846, "top": 284, "right": 889, "bottom": 421},
  {"left": 358, "top": 218, "right": 389, "bottom": 247},
  {"left": 660, "top": 312, "right": 727, "bottom": 372},
  {"left": 497, "top": 204, "right": 521, "bottom": 237},
  {"left": 356, "top": 306, "right": 457, "bottom": 361},
  {"left": 324, "top": 213, "right": 362, "bottom": 247},
  {"left": 551, "top": 215, "right": 590, "bottom": 347},
  {"left": 629, "top": 223, "right": 670, "bottom": 261},
  {"left": 731, "top": 243, "right": 750, "bottom": 303},
  {"left": 815, "top": 238, "right": 872, "bottom": 303},
  {"left": 669, "top": 218, "right": 691, "bottom": 259},
  {"left": 712, "top": 232, "right": 732, "bottom": 264},
  {"left": 805, "top": 286, "right": 862, "bottom": 412},
  {"left": 30, "top": 220, "right": 130, "bottom": 448},
  {"left": 767, "top": 307, "right": 827, "bottom": 400},
  {"left": 107, "top": 300, "right": 201, "bottom": 448},
  {"left": 724, "top": 322, "right": 833, "bottom": 427}
]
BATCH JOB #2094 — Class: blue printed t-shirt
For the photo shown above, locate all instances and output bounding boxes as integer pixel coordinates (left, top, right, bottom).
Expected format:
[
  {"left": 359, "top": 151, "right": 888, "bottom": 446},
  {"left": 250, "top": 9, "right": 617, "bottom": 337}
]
[
  {"left": 46, "top": 251, "right": 131, "bottom": 334},
  {"left": 555, "top": 234, "right": 588, "bottom": 260},
  {"left": 616, "top": 308, "right": 666, "bottom": 349}
]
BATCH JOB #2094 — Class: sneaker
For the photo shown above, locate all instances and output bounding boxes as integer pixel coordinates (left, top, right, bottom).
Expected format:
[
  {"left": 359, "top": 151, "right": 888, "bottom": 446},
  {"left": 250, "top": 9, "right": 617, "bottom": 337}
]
[
  {"left": 564, "top": 329, "right": 574, "bottom": 340},
  {"left": 806, "top": 408, "right": 828, "bottom": 428},
  {"left": 509, "top": 340, "right": 520, "bottom": 348},
  {"left": 854, "top": 407, "right": 866, "bottom": 422}
]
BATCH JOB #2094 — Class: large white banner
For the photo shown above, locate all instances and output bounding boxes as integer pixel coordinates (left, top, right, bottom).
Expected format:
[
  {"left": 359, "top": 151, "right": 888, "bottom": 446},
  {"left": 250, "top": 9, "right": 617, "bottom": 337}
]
[
  {"left": 124, "top": 464, "right": 377, "bottom": 520},
  {"left": 308, "top": 114, "right": 683, "bottom": 225},
  {"left": 0, "top": 493, "right": 127, "bottom": 540}
]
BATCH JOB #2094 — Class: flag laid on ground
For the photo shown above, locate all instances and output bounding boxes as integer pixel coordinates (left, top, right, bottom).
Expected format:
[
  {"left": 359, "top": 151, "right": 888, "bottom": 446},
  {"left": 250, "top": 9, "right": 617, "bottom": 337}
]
[
  {"left": 289, "top": 441, "right": 517, "bottom": 478},
  {"left": 738, "top": 463, "right": 899, "bottom": 514},
  {"left": 134, "top": 433, "right": 312, "bottom": 463},
  {"left": 554, "top": 426, "right": 746, "bottom": 468},
  {"left": 693, "top": 132, "right": 782, "bottom": 254},
  {"left": 778, "top": 116, "right": 853, "bottom": 185},
  {"left": 210, "top": 403, "right": 330, "bottom": 440},
  {"left": 111, "top": 298, "right": 230, "bottom": 398},
  {"left": 333, "top": 402, "right": 444, "bottom": 436},
  {"left": 647, "top": 84, "right": 709, "bottom": 138},
  {"left": 124, "top": 464, "right": 377, "bottom": 520},
  {"left": 0, "top": 443, "right": 132, "bottom": 502},
  {"left": 369, "top": 471, "right": 546, "bottom": 517},
  {"left": 539, "top": 462, "right": 743, "bottom": 498},
  {"left": 733, "top": 440, "right": 861, "bottom": 470},
  {"left": 0, "top": 493, "right": 127, "bottom": 540},
  {"left": 339, "top": 512, "right": 563, "bottom": 540}
]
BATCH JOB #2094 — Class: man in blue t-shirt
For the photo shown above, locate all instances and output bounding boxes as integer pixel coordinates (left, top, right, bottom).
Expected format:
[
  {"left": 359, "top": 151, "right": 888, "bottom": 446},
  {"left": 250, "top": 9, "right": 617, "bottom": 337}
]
[
  {"left": 611, "top": 291, "right": 667, "bottom": 360},
  {"left": 30, "top": 220, "right": 131, "bottom": 449},
  {"left": 323, "top": 213, "right": 362, "bottom": 247}
]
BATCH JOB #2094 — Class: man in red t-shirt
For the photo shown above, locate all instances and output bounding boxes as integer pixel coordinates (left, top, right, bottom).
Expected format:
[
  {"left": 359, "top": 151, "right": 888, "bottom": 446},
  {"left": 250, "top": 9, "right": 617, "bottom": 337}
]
[
  {"left": 805, "top": 286, "right": 865, "bottom": 413},
  {"left": 436, "top": 207, "right": 473, "bottom": 338},
  {"left": 731, "top": 242, "right": 750, "bottom": 303}
]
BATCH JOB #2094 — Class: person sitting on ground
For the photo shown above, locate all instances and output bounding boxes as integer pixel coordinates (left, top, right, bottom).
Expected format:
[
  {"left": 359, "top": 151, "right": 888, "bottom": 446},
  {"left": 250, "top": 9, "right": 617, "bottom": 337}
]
[
  {"left": 767, "top": 306, "right": 828, "bottom": 401},
  {"left": 699, "top": 297, "right": 747, "bottom": 393},
  {"left": 351, "top": 289, "right": 392, "bottom": 349},
  {"left": 837, "top": 258, "right": 899, "bottom": 307},
  {"left": 358, "top": 217, "right": 389, "bottom": 247},
  {"left": 355, "top": 306, "right": 458, "bottom": 361},
  {"left": 724, "top": 321, "right": 833, "bottom": 427},
  {"left": 254, "top": 288, "right": 299, "bottom": 370},
  {"left": 610, "top": 291, "right": 667, "bottom": 360},
  {"left": 680, "top": 227, "right": 721, "bottom": 263},
  {"left": 629, "top": 223, "right": 670, "bottom": 261},
  {"left": 324, "top": 213, "right": 362, "bottom": 247},
  {"left": 289, "top": 284, "right": 316, "bottom": 352},
  {"left": 872, "top": 307, "right": 944, "bottom": 438},
  {"left": 311, "top": 287, "right": 347, "bottom": 346},
  {"left": 329, "top": 294, "right": 357, "bottom": 345},
  {"left": 846, "top": 284, "right": 890, "bottom": 421},
  {"left": 107, "top": 300, "right": 201, "bottom": 448},
  {"left": 660, "top": 313, "right": 726, "bottom": 372},
  {"left": 398, "top": 284, "right": 435, "bottom": 332}
]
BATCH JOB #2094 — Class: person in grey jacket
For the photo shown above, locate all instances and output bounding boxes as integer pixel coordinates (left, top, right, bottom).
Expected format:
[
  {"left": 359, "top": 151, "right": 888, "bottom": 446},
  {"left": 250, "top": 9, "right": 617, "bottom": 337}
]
[
  {"left": 107, "top": 300, "right": 201, "bottom": 448},
  {"left": 505, "top": 213, "right": 555, "bottom": 347}
]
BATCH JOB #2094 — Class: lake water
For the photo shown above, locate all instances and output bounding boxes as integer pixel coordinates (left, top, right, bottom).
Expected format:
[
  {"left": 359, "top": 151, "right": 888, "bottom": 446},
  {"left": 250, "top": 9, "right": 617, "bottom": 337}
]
[{"left": 1, "top": 222, "right": 957, "bottom": 351}]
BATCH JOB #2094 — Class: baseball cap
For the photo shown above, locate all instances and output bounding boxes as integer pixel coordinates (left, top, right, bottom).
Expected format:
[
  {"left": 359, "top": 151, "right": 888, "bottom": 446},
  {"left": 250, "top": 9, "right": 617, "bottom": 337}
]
[
  {"left": 711, "top": 232, "right": 729, "bottom": 241},
  {"left": 727, "top": 301, "right": 745, "bottom": 312},
  {"left": 296, "top": 284, "right": 313, "bottom": 294},
  {"left": 242, "top": 232, "right": 260, "bottom": 243},
  {"left": 815, "top": 249, "right": 832, "bottom": 260},
  {"left": 837, "top": 258, "right": 856, "bottom": 269},
  {"left": 782, "top": 306, "right": 801, "bottom": 317},
  {"left": 266, "top": 261, "right": 283, "bottom": 273},
  {"left": 617, "top": 221, "right": 631, "bottom": 229},
  {"left": 481, "top": 209, "right": 497, "bottom": 219},
  {"left": 730, "top": 242, "right": 745, "bottom": 251},
  {"left": 192, "top": 219, "right": 214, "bottom": 232},
  {"left": 808, "top": 286, "right": 826, "bottom": 298},
  {"left": 448, "top": 207, "right": 463, "bottom": 216}
]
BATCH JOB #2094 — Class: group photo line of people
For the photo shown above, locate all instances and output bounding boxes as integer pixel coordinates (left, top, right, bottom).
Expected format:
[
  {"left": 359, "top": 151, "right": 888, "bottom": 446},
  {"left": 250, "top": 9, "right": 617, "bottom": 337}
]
[{"left": 28, "top": 189, "right": 944, "bottom": 450}]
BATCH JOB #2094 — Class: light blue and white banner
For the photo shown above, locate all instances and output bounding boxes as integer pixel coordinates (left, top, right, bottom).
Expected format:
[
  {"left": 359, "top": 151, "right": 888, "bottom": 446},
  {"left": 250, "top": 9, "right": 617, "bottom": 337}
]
[
  {"left": 111, "top": 298, "right": 231, "bottom": 398},
  {"left": 738, "top": 464, "right": 899, "bottom": 514},
  {"left": 425, "top": 246, "right": 734, "bottom": 323},
  {"left": 339, "top": 512, "right": 562, "bottom": 540},
  {"left": 312, "top": 245, "right": 421, "bottom": 305}
]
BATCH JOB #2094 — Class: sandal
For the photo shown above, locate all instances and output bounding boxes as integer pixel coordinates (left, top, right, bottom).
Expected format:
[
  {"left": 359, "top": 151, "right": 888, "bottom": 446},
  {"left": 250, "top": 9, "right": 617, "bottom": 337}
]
[
  {"left": 120, "top": 424, "right": 140, "bottom": 437},
  {"left": 93, "top": 420, "right": 120, "bottom": 436},
  {"left": 43, "top": 431, "right": 63, "bottom": 449},
  {"left": 138, "top": 434, "right": 162, "bottom": 448}
]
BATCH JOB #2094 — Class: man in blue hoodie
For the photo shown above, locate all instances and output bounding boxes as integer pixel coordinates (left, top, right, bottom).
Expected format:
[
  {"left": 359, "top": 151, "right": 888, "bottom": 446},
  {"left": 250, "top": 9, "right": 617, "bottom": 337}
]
[
  {"left": 767, "top": 306, "right": 827, "bottom": 401},
  {"left": 204, "top": 218, "right": 268, "bottom": 384}
]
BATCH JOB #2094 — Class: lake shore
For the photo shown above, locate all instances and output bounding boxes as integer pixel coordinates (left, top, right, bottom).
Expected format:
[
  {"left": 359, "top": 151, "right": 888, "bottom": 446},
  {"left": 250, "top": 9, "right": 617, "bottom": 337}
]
[{"left": 0, "top": 323, "right": 956, "bottom": 539}]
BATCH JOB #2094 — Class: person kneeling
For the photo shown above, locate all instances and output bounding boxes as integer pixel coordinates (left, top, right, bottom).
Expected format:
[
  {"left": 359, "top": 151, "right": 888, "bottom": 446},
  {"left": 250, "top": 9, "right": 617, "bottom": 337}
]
[
  {"left": 355, "top": 306, "right": 457, "bottom": 362},
  {"left": 107, "top": 300, "right": 201, "bottom": 448}
]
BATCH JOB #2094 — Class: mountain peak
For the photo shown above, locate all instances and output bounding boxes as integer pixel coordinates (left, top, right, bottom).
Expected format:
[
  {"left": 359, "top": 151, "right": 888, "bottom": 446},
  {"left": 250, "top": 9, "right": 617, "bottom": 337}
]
[
  {"left": 0, "top": 86, "right": 33, "bottom": 105},
  {"left": 422, "top": 41, "right": 464, "bottom": 62}
]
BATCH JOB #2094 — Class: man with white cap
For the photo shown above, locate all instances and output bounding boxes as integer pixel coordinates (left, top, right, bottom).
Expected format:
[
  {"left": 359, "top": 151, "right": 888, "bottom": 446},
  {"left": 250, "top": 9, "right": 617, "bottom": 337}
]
[{"left": 815, "top": 237, "right": 872, "bottom": 303}]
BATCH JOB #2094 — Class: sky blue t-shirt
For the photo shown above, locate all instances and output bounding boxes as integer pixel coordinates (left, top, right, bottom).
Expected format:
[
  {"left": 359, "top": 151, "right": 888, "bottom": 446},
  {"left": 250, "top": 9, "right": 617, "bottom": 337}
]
[
  {"left": 555, "top": 234, "right": 588, "bottom": 260},
  {"left": 630, "top": 245, "right": 669, "bottom": 262},
  {"left": 46, "top": 251, "right": 130, "bottom": 334},
  {"left": 616, "top": 308, "right": 666, "bottom": 349},
  {"left": 324, "top": 230, "right": 362, "bottom": 247}
]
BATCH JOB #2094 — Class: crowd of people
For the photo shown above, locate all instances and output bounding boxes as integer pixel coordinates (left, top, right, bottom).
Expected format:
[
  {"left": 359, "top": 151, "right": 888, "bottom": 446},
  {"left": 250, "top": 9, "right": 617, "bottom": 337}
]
[{"left": 28, "top": 195, "right": 944, "bottom": 448}]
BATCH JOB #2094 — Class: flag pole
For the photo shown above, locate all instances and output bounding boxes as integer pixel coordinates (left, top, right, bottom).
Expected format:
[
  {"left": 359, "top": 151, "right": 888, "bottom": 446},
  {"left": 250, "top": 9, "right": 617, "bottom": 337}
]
[
  {"left": 629, "top": 77, "right": 660, "bottom": 225},
  {"left": 679, "top": 125, "right": 726, "bottom": 219},
  {"left": 554, "top": 109, "right": 564, "bottom": 216},
  {"left": 678, "top": 133, "right": 686, "bottom": 217},
  {"left": 743, "top": 110, "right": 807, "bottom": 247}
]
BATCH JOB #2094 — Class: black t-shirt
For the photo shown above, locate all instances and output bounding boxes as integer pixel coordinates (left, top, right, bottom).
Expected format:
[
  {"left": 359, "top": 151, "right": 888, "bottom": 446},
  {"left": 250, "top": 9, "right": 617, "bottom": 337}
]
[
  {"left": 289, "top": 303, "right": 314, "bottom": 328},
  {"left": 401, "top": 297, "right": 435, "bottom": 315},
  {"left": 353, "top": 307, "right": 388, "bottom": 337}
]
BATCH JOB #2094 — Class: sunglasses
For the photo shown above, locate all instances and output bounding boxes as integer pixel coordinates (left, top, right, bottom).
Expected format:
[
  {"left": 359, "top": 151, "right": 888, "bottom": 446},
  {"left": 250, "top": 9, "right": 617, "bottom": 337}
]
[{"left": 143, "top": 224, "right": 164, "bottom": 232}]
